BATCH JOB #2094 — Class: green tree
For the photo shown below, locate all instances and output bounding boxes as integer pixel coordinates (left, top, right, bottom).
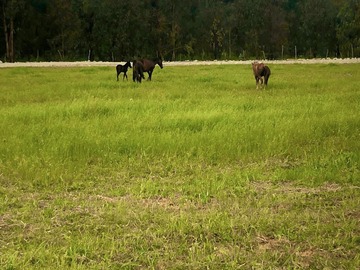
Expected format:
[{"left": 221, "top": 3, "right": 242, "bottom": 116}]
[
  {"left": 72, "top": 0, "right": 97, "bottom": 61},
  {"left": 1, "top": 0, "right": 356, "bottom": 61},
  {"left": 261, "top": 0, "right": 289, "bottom": 59},
  {"left": 298, "top": 0, "right": 338, "bottom": 57},
  {"left": 194, "top": 0, "right": 227, "bottom": 59},
  {"left": 160, "top": 0, "right": 202, "bottom": 60},
  {"left": 210, "top": 17, "right": 225, "bottom": 59},
  {"left": 337, "top": 0, "right": 360, "bottom": 57},
  {"left": 1, "top": 0, "right": 25, "bottom": 62},
  {"left": 16, "top": 0, "right": 51, "bottom": 60},
  {"left": 231, "top": 0, "right": 271, "bottom": 58},
  {"left": 156, "top": 0, "right": 191, "bottom": 60},
  {"left": 144, "top": 0, "right": 167, "bottom": 58},
  {"left": 47, "top": 0, "right": 81, "bottom": 60}
]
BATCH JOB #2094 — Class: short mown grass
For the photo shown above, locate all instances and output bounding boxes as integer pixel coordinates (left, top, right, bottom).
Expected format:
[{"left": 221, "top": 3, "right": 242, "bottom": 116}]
[{"left": 0, "top": 63, "right": 359, "bottom": 269}]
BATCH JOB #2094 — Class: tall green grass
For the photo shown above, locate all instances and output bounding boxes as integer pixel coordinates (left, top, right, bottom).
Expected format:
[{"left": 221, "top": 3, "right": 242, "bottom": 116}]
[
  {"left": 1, "top": 64, "right": 358, "bottom": 188},
  {"left": 0, "top": 64, "right": 359, "bottom": 269}
]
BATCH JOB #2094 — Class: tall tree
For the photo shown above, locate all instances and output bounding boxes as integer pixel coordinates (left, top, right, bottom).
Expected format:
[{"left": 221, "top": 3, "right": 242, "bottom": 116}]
[
  {"left": 157, "top": 0, "right": 183, "bottom": 60},
  {"left": 85, "top": 0, "right": 150, "bottom": 61},
  {"left": 1, "top": 0, "right": 24, "bottom": 62},
  {"left": 159, "top": 0, "right": 200, "bottom": 60},
  {"left": 210, "top": 17, "right": 225, "bottom": 59},
  {"left": 261, "top": 0, "right": 289, "bottom": 59},
  {"left": 143, "top": 0, "right": 167, "bottom": 57},
  {"left": 47, "top": 0, "right": 81, "bottom": 60},
  {"left": 231, "top": 0, "right": 268, "bottom": 58},
  {"left": 195, "top": 0, "right": 226, "bottom": 59},
  {"left": 1, "top": 0, "right": 358, "bottom": 61},
  {"left": 336, "top": 0, "right": 360, "bottom": 57},
  {"left": 74, "top": 0, "right": 97, "bottom": 61},
  {"left": 16, "top": 0, "right": 51, "bottom": 60},
  {"left": 298, "top": 0, "right": 337, "bottom": 57}
]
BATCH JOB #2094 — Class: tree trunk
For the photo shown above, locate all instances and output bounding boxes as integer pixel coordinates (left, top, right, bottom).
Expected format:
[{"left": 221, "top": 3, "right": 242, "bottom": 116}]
[
  {"left": 228, "top": 28, "right": 231, "bottom": 59},
  {"left": 2, "top": 5, "right": 9, "bottom": 61},
  {"left": 9, "top": 17, "right": 14, "bottom": 62},
  {"left": 171, "top": 2, "right": 176, "bottom": 61},
  {"left": 2, "top": 4, "right": 15, "bottom": 62}
]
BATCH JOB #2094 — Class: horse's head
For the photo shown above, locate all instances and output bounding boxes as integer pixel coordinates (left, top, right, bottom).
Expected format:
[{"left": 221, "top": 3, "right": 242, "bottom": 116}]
[
  {"left": 157, "top": 58, "right": 163, "bottom": 69},
  {"left": 252, "top": 62, "right": 258, "bottom": 75},
  {"left": 126, "top": 61, "right": 132, "bottom": 68}
]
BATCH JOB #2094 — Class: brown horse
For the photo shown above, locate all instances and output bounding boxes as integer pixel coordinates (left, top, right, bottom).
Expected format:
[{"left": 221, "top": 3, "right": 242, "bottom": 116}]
[
  {"left": 132, "top": 60, "right": 145, "bottom": 83},
  {"left": 252, "top": 61, "right": 271, "bottom": 89},
  {"left": 139, "top": 58, "right": 163, "bottom": 81}
]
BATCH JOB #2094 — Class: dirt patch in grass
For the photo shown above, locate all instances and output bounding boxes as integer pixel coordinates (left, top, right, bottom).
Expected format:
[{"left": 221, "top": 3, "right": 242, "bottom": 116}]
[{"left": 251, "top": 181, "right": 345, "bottom": 194}]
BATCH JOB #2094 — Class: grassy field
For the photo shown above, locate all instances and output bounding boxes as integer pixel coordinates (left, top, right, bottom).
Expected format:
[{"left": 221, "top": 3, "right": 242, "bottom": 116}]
[{"left": 0, "top": 63, "right": 359, "bottom": 269}]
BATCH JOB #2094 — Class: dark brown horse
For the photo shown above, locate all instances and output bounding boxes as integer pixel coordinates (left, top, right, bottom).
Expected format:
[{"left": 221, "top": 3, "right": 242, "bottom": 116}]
[
  {"left": 132, "top": 60, "right": 145, "bottom": 83},
  {"left": 139, "top": 58, "right": 163, "bottom": 81},
  {"left": 116, "top": 61, "right": 132, "bottom": 81},
  {"left": 252, "top": 61, "right": 271, "bottom": 89}
]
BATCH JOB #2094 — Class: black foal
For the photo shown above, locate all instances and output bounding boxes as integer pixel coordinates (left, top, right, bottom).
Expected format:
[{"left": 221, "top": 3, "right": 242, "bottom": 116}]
[{"left": 116, "top": 61, "right": 132, "bottom": 81}]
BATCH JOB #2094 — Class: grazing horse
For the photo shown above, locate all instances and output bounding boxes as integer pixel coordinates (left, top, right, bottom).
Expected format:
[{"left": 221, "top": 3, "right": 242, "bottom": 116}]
[
  {"left": 252, "top": 61, "right": 271, "bottom": 89},
  {"left": 139, "top": 58, "right": 163, "bottom": 81},
  {"left": 132, "top": 60, "right": 145, "bottom": 83},
  {"left": 116, "top": 61, "right": 132, "bottom": 81}
]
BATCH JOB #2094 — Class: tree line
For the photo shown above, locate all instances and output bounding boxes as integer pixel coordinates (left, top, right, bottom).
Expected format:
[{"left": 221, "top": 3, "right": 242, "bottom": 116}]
[{"left": 1, "top": 0, "right": 360, "bottom": 62}]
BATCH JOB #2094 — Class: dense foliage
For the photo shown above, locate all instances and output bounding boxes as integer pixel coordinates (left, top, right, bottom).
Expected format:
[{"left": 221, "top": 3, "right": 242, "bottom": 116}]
[{"left": 1, "top": 0, "right": 360, "bottom": 62}]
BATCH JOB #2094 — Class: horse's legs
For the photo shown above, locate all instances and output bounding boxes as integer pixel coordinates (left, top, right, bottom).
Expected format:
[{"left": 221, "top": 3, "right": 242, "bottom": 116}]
[
  {"left": 255, "top": 76, "right": 259, "bottom": 89},
  {"left": 264, "top": 74, "right": 269, "bottom": 86},
  {"left": 255, "top": 76, "right": 265, "bottom": 89},
  {"left": 139, "top": 69, "right": 144, "bottom": 82},
  {"left": 148, "top": 71, "right": 152, "bottom": 81}
]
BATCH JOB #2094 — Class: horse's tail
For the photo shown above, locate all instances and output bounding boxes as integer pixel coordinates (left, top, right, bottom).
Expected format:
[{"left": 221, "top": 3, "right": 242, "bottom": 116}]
[
  {"left": 265, "top": 66, "right": 271, "bottom": 76},
  {"left": 116, "top": 65, "right": 121, "bottom": 81},
  {"left": 133, "top": 69, "right": 137, "bottom": 82},
  {"left": 264, "top": 66, "right": 271, "bottom": 85}
]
